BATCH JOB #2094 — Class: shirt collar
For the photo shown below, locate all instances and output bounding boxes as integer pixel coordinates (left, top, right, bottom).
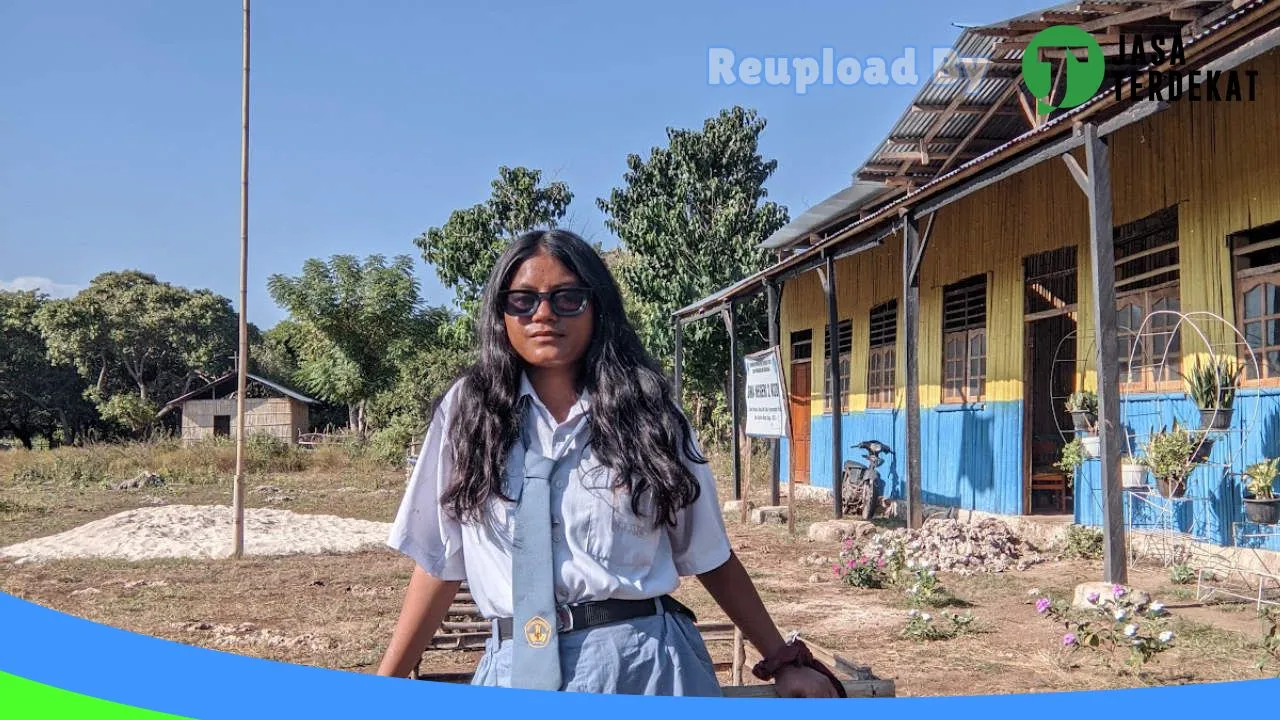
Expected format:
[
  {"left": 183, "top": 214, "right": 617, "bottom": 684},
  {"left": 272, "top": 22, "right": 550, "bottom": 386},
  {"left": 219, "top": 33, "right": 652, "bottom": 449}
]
[{"left": 518, "top": 372, "right": 592, "bottom": 427}]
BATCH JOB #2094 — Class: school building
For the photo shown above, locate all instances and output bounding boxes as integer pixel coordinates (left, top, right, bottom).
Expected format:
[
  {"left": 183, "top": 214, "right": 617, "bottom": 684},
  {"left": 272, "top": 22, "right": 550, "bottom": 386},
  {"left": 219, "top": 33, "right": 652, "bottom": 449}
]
[{"left": 675, "top": 0, "right": 1280, "bottom": 552}]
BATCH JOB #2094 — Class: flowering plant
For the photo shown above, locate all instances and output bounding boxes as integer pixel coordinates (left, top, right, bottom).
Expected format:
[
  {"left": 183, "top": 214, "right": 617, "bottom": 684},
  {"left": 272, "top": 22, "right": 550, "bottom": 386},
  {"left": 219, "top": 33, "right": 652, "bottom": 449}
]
[
  {"left": 902, "top": 560, "right": 947, "bottom": 608},
  {"left": 900, "top": 608, "right": 976, "bottom": 642},
  {"left": 1034, "top": 585, "right": 1175, "bottom": 670},
  {"left": 834, "top": 537, "right": 887, "bottom": 588}
]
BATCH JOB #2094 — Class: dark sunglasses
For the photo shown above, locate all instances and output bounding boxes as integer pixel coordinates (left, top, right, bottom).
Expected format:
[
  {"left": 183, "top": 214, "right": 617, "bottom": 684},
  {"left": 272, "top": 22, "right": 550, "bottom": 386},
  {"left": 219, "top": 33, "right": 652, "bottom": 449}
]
[{"left": 500, "top": 287, "right": 592, "bottom": 317}]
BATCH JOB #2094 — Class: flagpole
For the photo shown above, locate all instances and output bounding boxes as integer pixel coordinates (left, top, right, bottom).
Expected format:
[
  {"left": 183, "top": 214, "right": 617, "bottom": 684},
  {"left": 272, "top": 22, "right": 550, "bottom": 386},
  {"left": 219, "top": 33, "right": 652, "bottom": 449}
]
[{"left": 232, "top": 0, "right": 250, "bottom": 559}]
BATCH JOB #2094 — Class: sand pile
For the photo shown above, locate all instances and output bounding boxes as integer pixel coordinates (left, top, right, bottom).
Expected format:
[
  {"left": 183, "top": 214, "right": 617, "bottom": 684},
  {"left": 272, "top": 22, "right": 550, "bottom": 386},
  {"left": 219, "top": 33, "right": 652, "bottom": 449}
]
[{"left": 0, "top": 505, "right": 393, "bottom": 565}]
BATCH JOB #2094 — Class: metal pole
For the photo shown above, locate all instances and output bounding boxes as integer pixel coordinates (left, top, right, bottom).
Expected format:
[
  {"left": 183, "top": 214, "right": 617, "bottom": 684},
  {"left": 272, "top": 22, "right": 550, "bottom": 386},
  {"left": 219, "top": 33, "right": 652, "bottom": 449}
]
[
  {"left": 724, "top": 304, "right": 742, "bottom": 501},
  {"left": 823, "top": 254, "right": 843, "bottom": 519},
  {"left": 901, "top": 210, "right": 924, "bottom": 530},
  {"left": 673, "top": 319, "right": 684, "bottom": 405},
  {"left": 766, "top": 281, "right": 781, "bottom": 507},
  {"left": 1083, "top": 123, "right": 1127, "bottom": 585},
  {"left": 232, "top": 0, "right": 250, "bottom": 560}
]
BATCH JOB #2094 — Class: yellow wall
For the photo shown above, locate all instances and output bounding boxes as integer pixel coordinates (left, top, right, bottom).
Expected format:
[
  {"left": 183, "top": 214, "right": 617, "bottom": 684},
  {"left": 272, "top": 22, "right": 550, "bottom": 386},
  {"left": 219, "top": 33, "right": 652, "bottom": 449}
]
[{"left": 782, "top": 48, "right": 1280, "bottom": 412}]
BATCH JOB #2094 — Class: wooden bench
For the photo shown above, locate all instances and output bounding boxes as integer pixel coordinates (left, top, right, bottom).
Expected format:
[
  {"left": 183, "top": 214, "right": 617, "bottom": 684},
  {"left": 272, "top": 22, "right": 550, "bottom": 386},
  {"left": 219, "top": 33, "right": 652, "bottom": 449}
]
[{"left": 414, "top": 584, "right": 896, "bottom": 698}]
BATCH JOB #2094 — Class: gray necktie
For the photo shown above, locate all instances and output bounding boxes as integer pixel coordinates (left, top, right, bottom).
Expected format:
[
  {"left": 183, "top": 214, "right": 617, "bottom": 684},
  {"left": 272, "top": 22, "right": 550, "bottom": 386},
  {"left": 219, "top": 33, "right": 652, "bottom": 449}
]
[{"left": 509, "top": 428, "right": 562, "bottom": 691}]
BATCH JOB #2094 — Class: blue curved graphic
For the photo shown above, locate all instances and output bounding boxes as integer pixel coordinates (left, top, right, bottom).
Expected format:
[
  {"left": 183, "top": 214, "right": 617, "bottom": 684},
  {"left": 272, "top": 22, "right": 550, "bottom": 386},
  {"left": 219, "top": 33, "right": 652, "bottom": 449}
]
[{"left": 1, "top": 589, "right": 1278, "bottom": 718}]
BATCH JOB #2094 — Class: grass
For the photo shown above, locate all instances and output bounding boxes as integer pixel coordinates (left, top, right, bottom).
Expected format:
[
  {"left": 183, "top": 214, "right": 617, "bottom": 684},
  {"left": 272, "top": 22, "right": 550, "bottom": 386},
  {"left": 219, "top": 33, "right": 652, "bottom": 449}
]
[{"left": 1, "top": 438, "right": 1277, "bottom": 695}]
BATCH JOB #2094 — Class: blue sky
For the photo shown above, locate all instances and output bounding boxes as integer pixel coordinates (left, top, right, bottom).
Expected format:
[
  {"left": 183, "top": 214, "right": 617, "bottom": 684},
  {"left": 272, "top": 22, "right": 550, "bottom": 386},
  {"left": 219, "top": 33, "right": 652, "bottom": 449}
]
[{"left": 0, "top": 0, "right": 1047, "bottom": 328}]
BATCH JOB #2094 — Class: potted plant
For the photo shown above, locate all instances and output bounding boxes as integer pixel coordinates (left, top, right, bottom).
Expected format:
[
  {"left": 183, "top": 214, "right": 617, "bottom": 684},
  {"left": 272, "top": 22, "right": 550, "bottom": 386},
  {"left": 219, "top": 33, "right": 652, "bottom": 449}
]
[
  {"left": 1243, "top": 458, "right": 1280, "bottom": 525},
  {"left": 1185, "top": 357, "right": 1242, "bottom": 431},
  {"left": 1120, "top": 454, "right": 1148, "bottom": 489},
  {"left": 1055, "top": 438, "right": 1086, "bottom": 490},
  {"left": 1080, "top": 433, "right": 1100, "bottom": 458},
  {"left": 1142, "top": 422, "right": 1203, "bottom": 499},
  {"left": 1066, "top": 391, "right": 1098, "bottom": 432}
]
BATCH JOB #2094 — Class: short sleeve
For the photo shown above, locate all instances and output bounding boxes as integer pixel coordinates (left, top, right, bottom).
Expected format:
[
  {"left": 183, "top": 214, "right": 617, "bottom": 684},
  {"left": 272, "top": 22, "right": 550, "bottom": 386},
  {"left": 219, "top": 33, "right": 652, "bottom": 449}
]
[
  {"left": 386, "top": 384, "right": 467, "bottom": 581},
  {"left": 666, "top": 425, "right": 733, "bottom": 577}
]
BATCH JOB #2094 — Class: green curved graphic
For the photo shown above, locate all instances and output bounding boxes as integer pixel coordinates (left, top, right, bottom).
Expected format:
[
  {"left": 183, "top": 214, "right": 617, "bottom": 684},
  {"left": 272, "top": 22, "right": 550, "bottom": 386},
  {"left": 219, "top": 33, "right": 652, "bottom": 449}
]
[
  {"left": 0, "top": 671, "right": 192, "bottom": 719},
  {"left": 1022, "top": 25, "right": 1106, "bottom": 114}
]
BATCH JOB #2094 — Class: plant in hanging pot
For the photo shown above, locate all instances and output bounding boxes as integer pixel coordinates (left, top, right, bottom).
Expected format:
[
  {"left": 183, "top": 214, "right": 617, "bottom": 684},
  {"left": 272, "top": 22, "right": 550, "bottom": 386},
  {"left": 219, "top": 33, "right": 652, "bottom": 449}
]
[
  {"left": 1120, "top": 454, "right": 1148, "bottom": 489},
  {"left": 1065, "top": 391, "right": 1099, "bottom": 432},
  {"left": 1243, "top": 458, "right": 1280, "bottom": 525},
  {"left": 1141, "top": 423, "right": 1202, "bottom": 499},
  {"left": 1185, "top": 357, "right": 1242, "bottom": 431},
  {"left": 1055, "top": 438, "right": 1086, "bottom": 490}
]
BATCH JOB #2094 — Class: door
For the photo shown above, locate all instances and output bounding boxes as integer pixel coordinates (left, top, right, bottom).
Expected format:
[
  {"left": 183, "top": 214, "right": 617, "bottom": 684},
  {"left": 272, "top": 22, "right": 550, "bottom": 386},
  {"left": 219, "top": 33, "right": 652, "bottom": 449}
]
[
  {"left": 213, "top": 415, "right": 231, "bottom": 438},
  {"left": 789, "top": 362, "right": 811, "bottom": 484}
]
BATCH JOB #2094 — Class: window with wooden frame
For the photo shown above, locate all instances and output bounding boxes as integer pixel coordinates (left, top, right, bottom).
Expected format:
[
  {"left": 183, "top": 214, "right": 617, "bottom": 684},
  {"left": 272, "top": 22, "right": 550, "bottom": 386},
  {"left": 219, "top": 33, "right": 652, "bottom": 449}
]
[
  {"left": 823, "top": 319, "right": 852, "bottom": 412},
  {"left": 867, "top": 300, "right": 897, "bottom": 408},
  {"left": 1114, "top": 206, "right": 1180, "bottom": 392},
  {"left": 1231, "top": 220, "right": 1280, "bottom": 384},
  {"left": 790, "top": 329, "right": 813, "bottom": 364},
  {"left": 942, "top": 275, "right": 987, "bottom": 404}
]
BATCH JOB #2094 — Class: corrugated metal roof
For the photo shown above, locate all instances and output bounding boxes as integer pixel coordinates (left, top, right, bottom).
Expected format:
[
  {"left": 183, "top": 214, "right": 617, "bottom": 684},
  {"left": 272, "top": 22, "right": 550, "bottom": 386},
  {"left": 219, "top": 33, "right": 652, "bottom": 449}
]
[
  {"left": 760, "top": 181, "right": 893, "bottom": 249},
  {"left": 677, "top": 0, "right": 1270, "bottom": 321},
  {"left": 162, "top": 372, "right": 319, "bottom": 409}
]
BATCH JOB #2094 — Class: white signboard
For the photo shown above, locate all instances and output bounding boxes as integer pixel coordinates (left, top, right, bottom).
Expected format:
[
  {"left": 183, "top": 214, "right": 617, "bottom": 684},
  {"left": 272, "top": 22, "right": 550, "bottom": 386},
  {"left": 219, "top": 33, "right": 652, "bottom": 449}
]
[{"left": 743, "top": 346, "right": 789, "bottom": 439}]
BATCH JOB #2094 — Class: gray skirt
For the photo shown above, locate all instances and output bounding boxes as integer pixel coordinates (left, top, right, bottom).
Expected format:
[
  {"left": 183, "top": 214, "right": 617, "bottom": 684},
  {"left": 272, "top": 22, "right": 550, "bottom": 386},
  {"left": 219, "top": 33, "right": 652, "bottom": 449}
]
[{"left": 470, "top": 605, "right": 724, "bottom": 696}]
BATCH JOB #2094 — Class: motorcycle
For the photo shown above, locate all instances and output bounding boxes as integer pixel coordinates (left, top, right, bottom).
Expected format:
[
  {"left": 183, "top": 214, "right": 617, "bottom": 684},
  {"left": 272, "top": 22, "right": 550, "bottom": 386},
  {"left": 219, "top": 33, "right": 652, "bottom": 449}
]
[{"left": 841, "top": 440, "right": 892, "bottom": 520}]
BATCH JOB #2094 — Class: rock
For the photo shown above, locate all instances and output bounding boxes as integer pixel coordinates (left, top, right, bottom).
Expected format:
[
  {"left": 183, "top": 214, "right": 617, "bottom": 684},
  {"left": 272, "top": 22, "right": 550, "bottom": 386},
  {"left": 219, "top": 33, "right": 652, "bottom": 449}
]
[
  {"left": 722, "top": 500, "right": 757, "bottom": 517},
  {"left": 750, "top": 505, "right": 788, "bottom": 525},
  {"left": 70, "top": 587, "right": 100, "bottom": 598},
  {"left": 856, "top": 517, "right": 1045, "bottom": 576},
  {"left": 807, "top": 519, "right": 876, "bottom": 543},
  {"left": 808, "top": 573, "right": 822, "bottom": 584},
  {"left": 112, "top": 472, "right": 165, "bottom": 491},
  {"left": 1071, "top": 581, "right": 1151, "bottom": 610}
]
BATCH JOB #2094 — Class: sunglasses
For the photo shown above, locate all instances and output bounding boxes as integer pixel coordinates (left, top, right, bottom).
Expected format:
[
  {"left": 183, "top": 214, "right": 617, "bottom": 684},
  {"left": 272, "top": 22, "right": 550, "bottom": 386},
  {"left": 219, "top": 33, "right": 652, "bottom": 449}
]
[{"left": 500, "top": 287, "right": 592, "bottom": 317}]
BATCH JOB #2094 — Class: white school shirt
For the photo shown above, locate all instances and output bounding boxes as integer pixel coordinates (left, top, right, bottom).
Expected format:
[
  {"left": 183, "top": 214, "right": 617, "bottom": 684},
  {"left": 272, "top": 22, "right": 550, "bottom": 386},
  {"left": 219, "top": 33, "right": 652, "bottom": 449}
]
[{"left": 386, "top": 374, "right": 733, "bottom": 620}]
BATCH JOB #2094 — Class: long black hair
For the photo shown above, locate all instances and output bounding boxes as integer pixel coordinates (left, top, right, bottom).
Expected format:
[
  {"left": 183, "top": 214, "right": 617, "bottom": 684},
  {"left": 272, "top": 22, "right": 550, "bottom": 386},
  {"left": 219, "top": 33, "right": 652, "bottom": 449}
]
[{"left": 439, "top": 229, "right": 705, "bottom": 529}]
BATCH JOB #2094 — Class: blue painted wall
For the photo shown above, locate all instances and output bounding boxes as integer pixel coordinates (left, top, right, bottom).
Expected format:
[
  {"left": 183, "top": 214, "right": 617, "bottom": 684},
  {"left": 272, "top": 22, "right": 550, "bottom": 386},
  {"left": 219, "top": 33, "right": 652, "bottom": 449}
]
[
  {"left": 781, "top": 400, "right": 1025, "bottom": 516},
  {"left": 1075, "top": 389, "right": 1280, "bottom": 550}
]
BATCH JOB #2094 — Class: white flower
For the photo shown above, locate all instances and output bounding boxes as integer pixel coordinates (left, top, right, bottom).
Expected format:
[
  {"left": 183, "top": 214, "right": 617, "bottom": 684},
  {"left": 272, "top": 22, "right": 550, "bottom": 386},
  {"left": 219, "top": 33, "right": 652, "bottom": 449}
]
[
  {"left": 1113, "top": 609, "right": 1128, "bottom": 622},
  {"left": 1028, "top": 587, "right": 1042, "bottom": 596},
  {"left": 1150, "top": 602, "right": 1165, "bottom": 613},
  {"left": 908, "top": 609, "right": 919, "bottom": 617},
  {"left": 1123, "top": 624, "right": 1138, "bottom": 637},
  {"left": 1159, "top": 630, "right": 1175, "bottom": 643},
  {"left": 921, "top": 613, "right": 933, "bottom": 622}
]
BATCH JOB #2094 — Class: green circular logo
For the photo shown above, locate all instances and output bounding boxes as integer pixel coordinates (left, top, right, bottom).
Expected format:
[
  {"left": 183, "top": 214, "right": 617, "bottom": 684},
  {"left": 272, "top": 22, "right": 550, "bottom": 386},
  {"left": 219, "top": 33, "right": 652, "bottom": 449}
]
[{"left": 1021, "top": 26, "right": 1106, "bottom": 114}]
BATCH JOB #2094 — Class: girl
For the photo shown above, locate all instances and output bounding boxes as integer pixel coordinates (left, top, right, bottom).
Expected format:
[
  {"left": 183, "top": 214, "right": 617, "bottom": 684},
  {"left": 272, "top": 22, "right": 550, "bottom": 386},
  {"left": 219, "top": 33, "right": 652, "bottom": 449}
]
[{"left": 377, "top": 229, "right": 843, "bottom": 698}]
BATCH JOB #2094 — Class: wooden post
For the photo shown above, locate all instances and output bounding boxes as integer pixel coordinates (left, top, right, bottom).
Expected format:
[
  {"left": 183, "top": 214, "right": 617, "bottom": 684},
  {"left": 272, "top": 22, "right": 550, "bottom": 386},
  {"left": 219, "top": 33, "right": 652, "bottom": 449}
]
[
  {"left": 231, "top": 0, "right": 251, "bottom": 559},
  {"left": 740, "top": 432, "right": 753, "bottom": 524},
  {"left": 723, "top": 304, "right": 742, "bottom": 501},
  {"left": 766, "top": 281, "right": 782, "bottom": 507},
  {"left": 821, "top": 254, "right": 844, "bottom": 519},
  {"left": 732, "top": 627, "right": 745, "bottom": 685},
  {"left": 901, "top": 210, "right": 924, "bottom": 530},
  {"left": 673, "top": 318, "right": 684, "bottom": 405},
  {"left": 1082, "top": 123, "right": 1128, "bottom": 585}
]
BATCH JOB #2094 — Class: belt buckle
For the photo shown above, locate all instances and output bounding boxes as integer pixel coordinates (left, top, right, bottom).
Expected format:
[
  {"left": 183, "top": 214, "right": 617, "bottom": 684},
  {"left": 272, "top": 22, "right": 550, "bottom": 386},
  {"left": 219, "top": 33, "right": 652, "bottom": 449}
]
[{"left": 556, "top": 605, "right": 574, "bottom": 633}]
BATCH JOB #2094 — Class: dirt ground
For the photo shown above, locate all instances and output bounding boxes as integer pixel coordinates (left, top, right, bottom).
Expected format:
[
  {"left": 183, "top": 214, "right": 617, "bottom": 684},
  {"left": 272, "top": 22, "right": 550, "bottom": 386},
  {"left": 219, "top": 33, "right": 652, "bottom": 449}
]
[{"left": 2, "top": 445, "right": 1278, "bottom": 696}]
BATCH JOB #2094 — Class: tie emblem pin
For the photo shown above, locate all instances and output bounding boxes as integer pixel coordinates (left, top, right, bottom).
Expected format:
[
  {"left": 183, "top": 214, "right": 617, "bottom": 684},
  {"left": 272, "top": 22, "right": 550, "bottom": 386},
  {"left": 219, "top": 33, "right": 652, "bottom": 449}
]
[{"left": 523, "top": 616, "right": 552, "bottom": 648}]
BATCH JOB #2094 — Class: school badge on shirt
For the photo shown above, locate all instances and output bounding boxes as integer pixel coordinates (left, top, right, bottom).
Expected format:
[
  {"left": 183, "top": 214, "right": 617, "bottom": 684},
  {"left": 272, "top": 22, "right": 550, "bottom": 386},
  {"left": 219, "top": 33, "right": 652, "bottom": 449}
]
[{"left": 523, "top": 616, "right": 552, "bottom": 648}]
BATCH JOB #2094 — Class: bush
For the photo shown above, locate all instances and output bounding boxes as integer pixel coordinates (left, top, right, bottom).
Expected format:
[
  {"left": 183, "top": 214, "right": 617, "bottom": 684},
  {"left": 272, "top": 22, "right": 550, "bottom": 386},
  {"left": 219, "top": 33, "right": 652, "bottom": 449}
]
[
  {"left": 1062, "top": 525, "right": 1104, "bottom": 560},
  {"left": 899, "top": 609, "right": 976, "bottom": 642}
]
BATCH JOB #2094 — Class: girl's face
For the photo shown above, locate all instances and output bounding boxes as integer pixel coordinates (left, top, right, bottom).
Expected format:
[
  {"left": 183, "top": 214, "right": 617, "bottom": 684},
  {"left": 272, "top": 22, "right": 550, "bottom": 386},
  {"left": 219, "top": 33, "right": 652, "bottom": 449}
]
[{"left": 502, "top": 250, "right": 594, "bottom": 373}]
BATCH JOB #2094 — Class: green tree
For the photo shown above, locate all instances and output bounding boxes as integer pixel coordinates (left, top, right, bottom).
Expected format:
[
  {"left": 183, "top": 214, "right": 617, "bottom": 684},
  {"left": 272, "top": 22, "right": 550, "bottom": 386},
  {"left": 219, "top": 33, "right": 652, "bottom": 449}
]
[
  {"left": 596, "top": 106, "right": 789, "bottom": 409},
  {"left": 267, "top": 254, "right": 438, "bottom": 438},
  {"left": 0, "top": 290, "right": 96, "bottom": 447},
  {"left": 34, "top": 271, "right": 238, "bottom": 436},
  {"left": 414, "top": 166, "right": 573, "bottom": 339}
]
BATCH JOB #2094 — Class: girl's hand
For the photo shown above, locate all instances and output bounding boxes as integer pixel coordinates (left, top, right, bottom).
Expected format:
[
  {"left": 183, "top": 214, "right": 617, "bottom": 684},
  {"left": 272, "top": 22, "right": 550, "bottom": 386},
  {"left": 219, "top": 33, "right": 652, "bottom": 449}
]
[{"left": 772, "top": 664, "right": 841, "bottom": 698}]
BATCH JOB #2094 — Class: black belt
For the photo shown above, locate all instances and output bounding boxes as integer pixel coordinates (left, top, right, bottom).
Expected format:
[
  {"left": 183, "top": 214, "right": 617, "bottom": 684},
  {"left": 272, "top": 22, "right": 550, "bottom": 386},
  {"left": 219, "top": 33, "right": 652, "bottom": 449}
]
[{"left": 493, "top": 595, "right": 696, "bottom": 641}]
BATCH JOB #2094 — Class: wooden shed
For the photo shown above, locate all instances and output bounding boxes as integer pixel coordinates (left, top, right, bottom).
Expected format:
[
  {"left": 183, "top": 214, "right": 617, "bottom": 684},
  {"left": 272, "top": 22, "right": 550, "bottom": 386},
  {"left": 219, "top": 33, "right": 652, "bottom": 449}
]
[{"left": 162, "top": 373, "right": 317, "bottom": 445}]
